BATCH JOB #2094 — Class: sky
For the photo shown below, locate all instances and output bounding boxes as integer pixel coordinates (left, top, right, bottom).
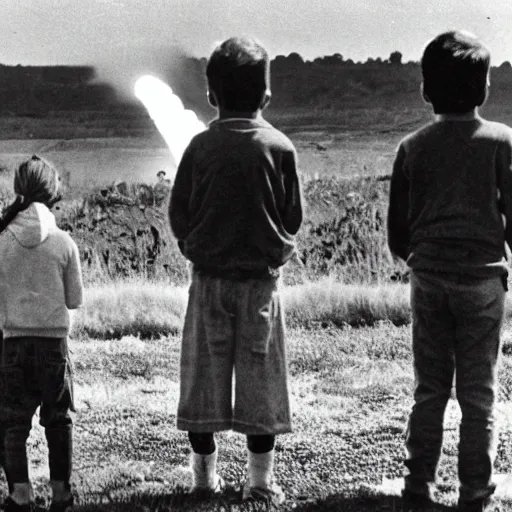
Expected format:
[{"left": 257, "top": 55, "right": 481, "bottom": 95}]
[{"left": 1, "top": 0, "right": 511, "bottom": 87}]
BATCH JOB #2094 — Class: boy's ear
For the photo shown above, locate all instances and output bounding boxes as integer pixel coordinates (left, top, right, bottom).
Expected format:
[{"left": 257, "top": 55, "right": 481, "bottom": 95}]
[
  {"left": 260, "top": 90, "right": 271, "bottom": 110},
  {"left": 420, "top": 82, "right": 431, "bottom": 105},
  {"left": 479, "top": 76, "right": 491, "bottom": 106},
  {"left": 207, "top": 89, "right": 218, "bottom": 108}
]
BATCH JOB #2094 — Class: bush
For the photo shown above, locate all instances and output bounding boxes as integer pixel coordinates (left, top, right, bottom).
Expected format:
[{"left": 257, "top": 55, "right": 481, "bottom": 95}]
[
  {"left": 297, "top": 176, "right": 408, "bottom": 284},
  {"left": 1, "top": 173, "right": 408, "bottom": 287}
]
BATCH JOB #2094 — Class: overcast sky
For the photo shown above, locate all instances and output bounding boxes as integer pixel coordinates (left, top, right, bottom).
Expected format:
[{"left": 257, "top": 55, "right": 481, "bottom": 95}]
[{"left": 1, "top": 0, "right": 511, "bottom": 66}]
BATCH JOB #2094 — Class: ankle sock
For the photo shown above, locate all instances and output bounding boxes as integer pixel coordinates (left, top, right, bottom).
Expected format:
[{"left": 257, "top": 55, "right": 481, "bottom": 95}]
[
  {"left": 191, "top": 447, "right": 219, "bottom": 489},
  {"left": 247, "top": 449, "right": 274, "bottom": 489}
]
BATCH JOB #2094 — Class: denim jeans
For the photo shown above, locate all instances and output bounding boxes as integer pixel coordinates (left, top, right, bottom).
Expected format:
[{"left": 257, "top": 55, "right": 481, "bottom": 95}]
[
  {"left": 406, "top": 270, "right": 505, "bottom": 502},
  {"left": 0, "top": 337, "right": 74, "bottom": 486}
]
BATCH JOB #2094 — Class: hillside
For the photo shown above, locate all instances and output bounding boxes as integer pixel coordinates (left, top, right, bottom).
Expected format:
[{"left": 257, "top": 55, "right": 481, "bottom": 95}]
[{"left": 0, "top": 57, "right": 512, "bottom": 138}]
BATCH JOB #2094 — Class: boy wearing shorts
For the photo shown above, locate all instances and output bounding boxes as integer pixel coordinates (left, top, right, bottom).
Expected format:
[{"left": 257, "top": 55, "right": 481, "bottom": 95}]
[
  {"left": 169, "top": 36, "right": 303, "bottom": 505},
  {"left": 388, "top": 31, "right": 512, "bottom": 511}
]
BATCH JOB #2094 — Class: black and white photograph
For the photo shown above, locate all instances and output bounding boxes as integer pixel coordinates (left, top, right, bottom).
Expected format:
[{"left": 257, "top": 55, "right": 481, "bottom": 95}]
[{"left": 0, "top": 1, "right": 512, "bottom": 511}]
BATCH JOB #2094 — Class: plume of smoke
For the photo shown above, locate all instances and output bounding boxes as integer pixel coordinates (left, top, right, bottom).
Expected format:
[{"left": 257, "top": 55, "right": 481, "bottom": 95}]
[{"left": 85, "top": 44, "right": 213, "bottom": 122}]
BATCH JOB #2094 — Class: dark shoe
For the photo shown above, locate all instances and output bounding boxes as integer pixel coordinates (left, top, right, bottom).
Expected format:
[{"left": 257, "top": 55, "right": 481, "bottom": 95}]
[
  {"left": 402, "top": 489, "right": 435, "bottom": 511},
  {"left": 242, "top": 482, "right": 285, "bottom": 506},
  {"left": 3, "top": 497, "right": 35, "bottom": 512},
  {"left": 458, "top": 496, "right": 499, "bottom": 512},
  {"left": 48, "top": 495, "right": 74, "bottom": 512}
]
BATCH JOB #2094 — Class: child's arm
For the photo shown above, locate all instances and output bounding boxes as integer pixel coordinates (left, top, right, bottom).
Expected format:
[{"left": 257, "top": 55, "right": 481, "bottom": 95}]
[
  {"left": 387, "top": 143, "right": 410, "bottom": 261},
  {"left": 64, "top": 240, "right": 84, "bottom": 310},
  {"left": 169, "top": 145, "right": 194, "bottom": 243},
  {"left": 282, "top": 148, "right": 303, "bottom": 235},
  {"left": 496, "top": 134, "right": 512, "bottom": 252}
]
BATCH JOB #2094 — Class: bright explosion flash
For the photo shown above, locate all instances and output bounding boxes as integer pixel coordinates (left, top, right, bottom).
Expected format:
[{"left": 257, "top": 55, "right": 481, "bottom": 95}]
[{"left": 134, "top": 75, "right": 205, "bottom": 171}]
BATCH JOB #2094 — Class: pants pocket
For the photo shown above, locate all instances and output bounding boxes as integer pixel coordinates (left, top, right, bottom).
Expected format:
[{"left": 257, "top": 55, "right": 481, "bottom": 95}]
[
  {"left": 40, "top": 356, "right": 75, "bottom": 425},
  {"left": 0, "top": 366, "right": 26, "bottom": 413},
  {"left": 245, "top": 282, "right": 280, "bottom": 356}
]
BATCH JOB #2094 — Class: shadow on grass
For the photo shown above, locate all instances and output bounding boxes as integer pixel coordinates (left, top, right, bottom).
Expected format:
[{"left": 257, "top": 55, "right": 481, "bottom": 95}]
[
  {"left": 68, "top": 486, "right": 268, "bottom": 512},
  {"left": 291, "top": 493, "right": 457, "bottom": 511},
  {"left": 52, "top": 489, "right": 458, "bottom": 512}
]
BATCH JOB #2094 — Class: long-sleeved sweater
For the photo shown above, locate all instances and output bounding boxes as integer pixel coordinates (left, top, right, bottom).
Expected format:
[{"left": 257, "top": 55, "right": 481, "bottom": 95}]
[
  {"left": 387, "top": 115, "right": 512, "bottom": 277},
  {"left": 169, "top": 116, "right": 303, "bottom": 279},
  {"left": 0, "top": 202, "right": 83, "bottom": 338}
]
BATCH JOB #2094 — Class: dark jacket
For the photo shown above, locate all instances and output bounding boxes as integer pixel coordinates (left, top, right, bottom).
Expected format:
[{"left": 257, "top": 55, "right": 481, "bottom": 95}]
[
  {"left": 387, "top": 117, "right": 512, "bottom": 277},
  {"left": 169, "top": 116, "right": 303, "bottom": 278}
]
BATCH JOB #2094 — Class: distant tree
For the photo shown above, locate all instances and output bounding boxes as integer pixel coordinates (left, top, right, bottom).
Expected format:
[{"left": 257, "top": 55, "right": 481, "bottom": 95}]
[
  {"left": 311, "top": 53, "right": 345, "bottom": 66},
  {"left": 365, "top": 57, "right": 376, "bottom": 65},
  {"left": 375, "top": 57, "right": 383, "bottom": 64},
  {"left": 500, "top": 61, "right": 512, "bottom": 70},
  {"left": 273, "top": 55, "right": 288, "bottom": 66},
  {"left": 389, "top": 51, "right": 403, "bottom": 65},
  {"left": 313, "top": 56, "right": 325, "bottom": 65},
  {"left": 287, "top": 52, "right": 304, "bottom": 64},
  {"left": 332, "top": 53, "right": 344, "bottom": 64}
]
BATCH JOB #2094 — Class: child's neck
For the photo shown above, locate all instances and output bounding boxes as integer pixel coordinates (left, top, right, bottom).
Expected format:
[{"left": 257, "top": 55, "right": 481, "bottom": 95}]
[
  {"left": 436, "top": 109, "right": 480, "bottom": 122},
  {"left": 217, "top": 109, "right": 262, "bottom": 120}
]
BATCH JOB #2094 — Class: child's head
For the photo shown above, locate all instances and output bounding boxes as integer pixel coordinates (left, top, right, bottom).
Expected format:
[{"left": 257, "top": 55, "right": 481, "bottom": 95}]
[
  {"left": 206, "top": 36, "right": 270, "bottom": 113},
  {"left": 0, "top": 155, "right": 61, "bottom": 233},
  {"left": 421, "top": 30, "right": 491, "bottom": 114},
  {"left": 14, "top": 155, "right": 62, "bottom": 208}
]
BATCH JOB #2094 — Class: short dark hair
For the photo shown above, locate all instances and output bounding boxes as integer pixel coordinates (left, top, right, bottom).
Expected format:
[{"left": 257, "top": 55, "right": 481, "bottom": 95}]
[
  {"left": 206, "top": 37, "right": 270, "bottom": 112},
  {"left": 421, "top": 31, "right": 490, "bottom": 114}
]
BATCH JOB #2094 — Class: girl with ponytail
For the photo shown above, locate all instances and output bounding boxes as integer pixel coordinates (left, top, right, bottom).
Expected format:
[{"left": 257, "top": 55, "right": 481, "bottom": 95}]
[
  {"left": 0, "top": 155, "right": 62, "bottom": 234},
  {"left": 0, "top": 155, "right": 81, "bottom": 512}
]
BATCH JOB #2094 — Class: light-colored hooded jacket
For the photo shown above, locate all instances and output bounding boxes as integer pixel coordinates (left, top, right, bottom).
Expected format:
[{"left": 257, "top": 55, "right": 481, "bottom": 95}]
[{"left": 0, "top": 202, "right": 83, "bottom": 338}]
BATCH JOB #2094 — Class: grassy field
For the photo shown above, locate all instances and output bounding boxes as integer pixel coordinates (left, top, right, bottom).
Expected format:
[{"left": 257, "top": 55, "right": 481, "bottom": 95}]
[
  {"left": 0, "top": 126, "right": 403, "bottom": 191},
  {"left": 0, "top": 281, "right": 506, "bottom": 511},
  {"left": 0, "top": 131, "right": 407, "bottom": 287},
  {"left": 3, "top": 114, "right": 512, "bottom": 510},
  {"left": 6, "top": 315, "right": 512, "bottom": 512}
]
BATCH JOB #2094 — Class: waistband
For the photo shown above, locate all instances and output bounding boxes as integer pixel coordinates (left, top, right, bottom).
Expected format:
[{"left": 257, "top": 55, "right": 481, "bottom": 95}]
[{"left": 193, "top": 264, "right": 280, "bottom": 281}]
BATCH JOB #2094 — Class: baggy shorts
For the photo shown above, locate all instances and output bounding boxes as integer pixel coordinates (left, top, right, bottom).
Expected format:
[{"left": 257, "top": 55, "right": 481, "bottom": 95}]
[{"left": 177, "top": 272, "right": 292, "bottom": 435}]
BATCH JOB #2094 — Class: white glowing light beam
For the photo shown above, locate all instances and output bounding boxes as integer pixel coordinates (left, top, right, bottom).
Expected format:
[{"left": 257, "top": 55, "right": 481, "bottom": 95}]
[{"left": 134, "top": 75, "right": 205, "bottom": 170}]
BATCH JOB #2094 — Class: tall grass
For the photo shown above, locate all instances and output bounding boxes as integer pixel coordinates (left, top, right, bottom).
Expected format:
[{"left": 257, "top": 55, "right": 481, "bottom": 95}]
[
  {"left": 283, "top": 278, "right": 411, "bottom": 328},
  {"left": 72, "top": 278, "right": 412, "bottom": 340},
  {"left": 73, "top": 278, "right": 187, "bottom": 340},
  {"left": 72, "top": 277, "right": 512, "bottom": 340}
]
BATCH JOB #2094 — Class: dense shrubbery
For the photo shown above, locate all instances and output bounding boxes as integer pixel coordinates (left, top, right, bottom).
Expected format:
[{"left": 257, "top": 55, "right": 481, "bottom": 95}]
[
  {"left": 53, "top": 182, "right": 188, "bottom": 285},
  {"left": 0, "top": 174, "right": 407, "bottom": 286},
  {"left": 298, "top": 176, "right": 408, "bottom": 284}
]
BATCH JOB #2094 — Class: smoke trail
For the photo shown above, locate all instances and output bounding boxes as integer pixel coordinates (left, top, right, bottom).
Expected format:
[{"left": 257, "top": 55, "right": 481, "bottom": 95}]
[
  {"left": 86, "top": 43, "right": 213, "bottom": 122},
  {"left": 134, "top": 75, "right": 205, "bottom": 169}
]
